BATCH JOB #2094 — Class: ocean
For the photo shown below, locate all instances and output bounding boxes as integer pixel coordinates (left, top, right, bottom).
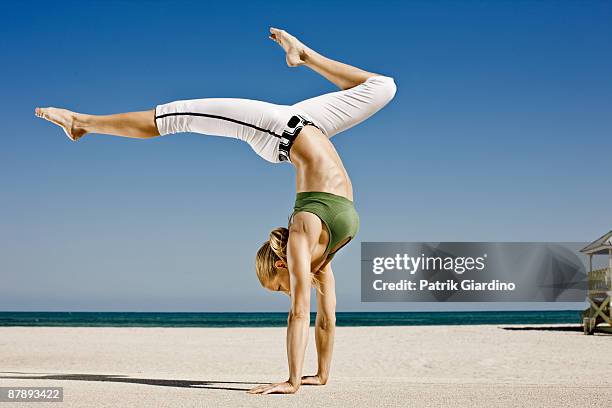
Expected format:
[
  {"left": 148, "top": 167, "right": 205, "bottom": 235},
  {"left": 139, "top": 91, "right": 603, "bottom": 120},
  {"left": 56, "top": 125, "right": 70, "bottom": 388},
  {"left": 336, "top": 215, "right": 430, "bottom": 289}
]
[{"left": 0, "top": 311, "right": 583, "bottom": 327}]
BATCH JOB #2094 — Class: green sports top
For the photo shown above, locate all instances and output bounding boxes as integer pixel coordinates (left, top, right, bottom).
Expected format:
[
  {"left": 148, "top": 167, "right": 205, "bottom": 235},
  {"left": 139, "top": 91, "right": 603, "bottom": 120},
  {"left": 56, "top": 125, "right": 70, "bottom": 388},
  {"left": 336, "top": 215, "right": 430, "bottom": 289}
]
[{"left": 290, "top": 191, "right": 360, "bottom": 261}]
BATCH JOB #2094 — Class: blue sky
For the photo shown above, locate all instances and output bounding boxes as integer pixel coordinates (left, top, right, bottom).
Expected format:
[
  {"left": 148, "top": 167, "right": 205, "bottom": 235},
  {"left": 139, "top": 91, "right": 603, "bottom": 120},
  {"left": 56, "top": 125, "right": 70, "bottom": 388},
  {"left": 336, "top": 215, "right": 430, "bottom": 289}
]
[{"left": 1, "top": 0, "right": 610, "bottom": 312}]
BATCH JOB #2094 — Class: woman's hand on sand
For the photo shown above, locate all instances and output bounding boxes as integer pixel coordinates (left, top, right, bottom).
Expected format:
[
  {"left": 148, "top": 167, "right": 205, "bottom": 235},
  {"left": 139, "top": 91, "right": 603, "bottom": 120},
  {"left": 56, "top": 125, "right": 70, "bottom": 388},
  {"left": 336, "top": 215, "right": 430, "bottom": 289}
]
[
  {"left": 301, "top": 374, "right": 327, "bottom": 385},
  {"left": 247, "top": 381, "right": 298, "bottom": 395}
]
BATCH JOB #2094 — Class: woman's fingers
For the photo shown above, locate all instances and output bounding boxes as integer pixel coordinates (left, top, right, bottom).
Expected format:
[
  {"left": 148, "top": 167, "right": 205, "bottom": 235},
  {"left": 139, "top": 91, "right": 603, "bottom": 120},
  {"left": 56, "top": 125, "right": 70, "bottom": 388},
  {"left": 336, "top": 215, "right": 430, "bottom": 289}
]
[
  {"left": 247, "top": 384, "right": 269, "bottom": 394},
  {"left": 301, "top": 376, "right": 316, "bottom": 385},
  {"left": 301, "top": 375, "right": 322, "bottom": 385},
  {"left": 247, "top": 383, "right": 279, "bottom": 394},
  {"left": 261, "top": 385, "right": 280, "bottom": 395},
  {"left": 250, "top": 384, "right": 276, "bottom": 394},
  {"left": 262, "top": 382, "right": 295, "bottom": 394},
  {"left": 248, "top": 382, "right": 296, "bottom": 394}
]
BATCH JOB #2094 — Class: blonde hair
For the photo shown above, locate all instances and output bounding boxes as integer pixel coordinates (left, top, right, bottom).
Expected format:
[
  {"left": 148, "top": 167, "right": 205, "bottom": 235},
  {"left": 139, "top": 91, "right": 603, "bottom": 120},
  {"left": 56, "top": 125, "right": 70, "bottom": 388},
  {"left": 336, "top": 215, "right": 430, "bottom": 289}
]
[{"left": 255, "top": 227, "right": 323, "bottom": 294}]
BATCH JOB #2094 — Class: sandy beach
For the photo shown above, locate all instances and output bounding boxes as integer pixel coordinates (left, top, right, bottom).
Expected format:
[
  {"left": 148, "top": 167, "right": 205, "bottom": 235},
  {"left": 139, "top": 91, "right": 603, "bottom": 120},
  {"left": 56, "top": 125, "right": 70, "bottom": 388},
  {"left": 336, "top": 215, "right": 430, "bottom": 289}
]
[{"left": 0, "top": 325, "right": 610, "bottom": 407}]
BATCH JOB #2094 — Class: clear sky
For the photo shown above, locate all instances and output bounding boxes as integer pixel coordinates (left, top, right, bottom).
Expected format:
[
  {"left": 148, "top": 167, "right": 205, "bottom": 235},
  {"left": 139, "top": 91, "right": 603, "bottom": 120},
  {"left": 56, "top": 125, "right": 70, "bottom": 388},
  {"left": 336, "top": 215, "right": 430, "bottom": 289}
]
[{"left": 1, "top": 0, "right": 610, "bottom": 312}]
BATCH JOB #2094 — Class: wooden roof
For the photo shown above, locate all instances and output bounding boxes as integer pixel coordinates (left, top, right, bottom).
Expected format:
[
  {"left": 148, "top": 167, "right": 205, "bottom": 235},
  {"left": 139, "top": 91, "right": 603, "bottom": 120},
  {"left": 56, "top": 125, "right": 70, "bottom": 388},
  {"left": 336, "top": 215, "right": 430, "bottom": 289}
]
[{"left": 580, "top": 230, "right": 612, "bottom": 255}]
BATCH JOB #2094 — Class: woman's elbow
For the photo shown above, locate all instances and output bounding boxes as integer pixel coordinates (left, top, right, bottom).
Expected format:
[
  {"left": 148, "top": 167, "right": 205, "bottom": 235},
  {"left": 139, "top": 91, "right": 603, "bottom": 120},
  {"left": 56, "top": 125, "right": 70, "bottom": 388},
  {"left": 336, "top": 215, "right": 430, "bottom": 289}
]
[
  {"left": 288, "top": 308, "right": 311, "bottom": 323},
  {"left": 316, "top": 313, "right": 336, "bottom": 330}
]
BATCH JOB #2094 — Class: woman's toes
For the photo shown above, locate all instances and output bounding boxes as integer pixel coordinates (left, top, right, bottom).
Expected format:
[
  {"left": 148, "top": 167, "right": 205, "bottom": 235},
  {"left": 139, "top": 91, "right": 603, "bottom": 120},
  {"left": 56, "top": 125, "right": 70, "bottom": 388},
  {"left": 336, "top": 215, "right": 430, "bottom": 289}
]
[{"left": 36, "top": 107, "right": 50, "bottom": 119}]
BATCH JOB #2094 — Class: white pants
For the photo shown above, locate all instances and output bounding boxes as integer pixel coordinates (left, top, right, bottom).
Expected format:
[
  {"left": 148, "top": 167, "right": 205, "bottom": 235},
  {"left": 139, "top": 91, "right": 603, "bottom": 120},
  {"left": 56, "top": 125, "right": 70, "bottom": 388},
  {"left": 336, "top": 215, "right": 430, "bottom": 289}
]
[{"left": 155, "top": 75, "right": 397, "bottom": 163}]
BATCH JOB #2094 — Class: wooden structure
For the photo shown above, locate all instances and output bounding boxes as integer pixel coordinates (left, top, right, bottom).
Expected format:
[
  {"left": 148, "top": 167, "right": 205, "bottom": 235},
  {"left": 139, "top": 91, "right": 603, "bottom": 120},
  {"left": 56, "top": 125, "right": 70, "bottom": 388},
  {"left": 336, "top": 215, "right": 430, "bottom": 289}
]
[{"left": 581, "top": 231, "right": 612, "bottom": 334}]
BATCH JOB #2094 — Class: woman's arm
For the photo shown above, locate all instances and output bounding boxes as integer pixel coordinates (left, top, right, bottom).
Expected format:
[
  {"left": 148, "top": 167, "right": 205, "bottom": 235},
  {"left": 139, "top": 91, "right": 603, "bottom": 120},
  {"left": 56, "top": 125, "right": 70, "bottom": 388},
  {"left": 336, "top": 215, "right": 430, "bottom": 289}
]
[
  {"left": 285, "top": 218, "right": 315, "bottom": 390},
  {"left": 248, "top": 212, "right": 321, "bottom": 395},
  {"left": 303, "top": 262, "right": 336, "bottom": 385}
]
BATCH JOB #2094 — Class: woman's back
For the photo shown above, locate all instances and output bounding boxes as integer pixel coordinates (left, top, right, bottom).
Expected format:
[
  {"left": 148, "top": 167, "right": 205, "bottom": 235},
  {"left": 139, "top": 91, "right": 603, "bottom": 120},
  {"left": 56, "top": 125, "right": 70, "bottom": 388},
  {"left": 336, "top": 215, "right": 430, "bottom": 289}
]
[{"left": 291, "top": 126, "right": 353, "bottom": 201}]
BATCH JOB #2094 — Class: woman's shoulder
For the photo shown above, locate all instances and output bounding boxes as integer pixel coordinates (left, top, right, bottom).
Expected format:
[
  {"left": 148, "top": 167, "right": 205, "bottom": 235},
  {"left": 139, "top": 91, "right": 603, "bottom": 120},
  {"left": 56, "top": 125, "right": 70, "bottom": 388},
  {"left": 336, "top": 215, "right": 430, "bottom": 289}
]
[{"left": 288, "top": 211, "right": 324, "bottom": 234}]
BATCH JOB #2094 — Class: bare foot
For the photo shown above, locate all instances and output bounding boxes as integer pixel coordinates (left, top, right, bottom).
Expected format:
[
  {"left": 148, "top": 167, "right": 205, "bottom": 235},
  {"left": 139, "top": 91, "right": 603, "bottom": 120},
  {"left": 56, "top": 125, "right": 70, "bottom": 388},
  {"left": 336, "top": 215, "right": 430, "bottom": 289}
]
[
  {"left": 268, "top": 27, "right": 308, "bottom": 67},
  {"left": 35, "top": 107, "right": 87, "bottom": 141}
]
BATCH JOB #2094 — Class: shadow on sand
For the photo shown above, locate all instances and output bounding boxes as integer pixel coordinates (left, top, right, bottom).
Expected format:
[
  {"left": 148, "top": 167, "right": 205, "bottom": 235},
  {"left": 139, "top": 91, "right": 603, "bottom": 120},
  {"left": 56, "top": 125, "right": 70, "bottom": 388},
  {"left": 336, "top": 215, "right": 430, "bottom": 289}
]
[
  {"left": 502, "top": 325, "right": 612, "bottom": 334},
  {"left": 0, "top": 372, "right": 264, "bottom": 391},
  {"left": 502, "top": 325, "right": 582, "bottom": 332}
]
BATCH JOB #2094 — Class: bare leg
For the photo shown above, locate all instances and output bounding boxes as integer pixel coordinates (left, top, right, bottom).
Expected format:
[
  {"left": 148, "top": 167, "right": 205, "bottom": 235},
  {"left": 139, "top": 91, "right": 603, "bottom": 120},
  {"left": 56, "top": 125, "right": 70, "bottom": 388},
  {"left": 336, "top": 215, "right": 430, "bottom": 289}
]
[
  {"left": 35, "top": 107, "right": 159, "bottom": 141},
  {"left": 36, "top": 29, "right": 376, "bottom": 141},
  {"left": 269, "top": 27, "right": 378, "bottom": 90}
]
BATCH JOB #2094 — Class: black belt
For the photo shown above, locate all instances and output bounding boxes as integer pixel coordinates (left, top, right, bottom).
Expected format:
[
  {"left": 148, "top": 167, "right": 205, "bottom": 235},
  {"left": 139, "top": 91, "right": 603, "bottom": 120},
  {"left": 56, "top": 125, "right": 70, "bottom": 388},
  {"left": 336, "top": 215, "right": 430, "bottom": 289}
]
[{"left": 278, "top": 115, "right": 317, "bottom": 162}]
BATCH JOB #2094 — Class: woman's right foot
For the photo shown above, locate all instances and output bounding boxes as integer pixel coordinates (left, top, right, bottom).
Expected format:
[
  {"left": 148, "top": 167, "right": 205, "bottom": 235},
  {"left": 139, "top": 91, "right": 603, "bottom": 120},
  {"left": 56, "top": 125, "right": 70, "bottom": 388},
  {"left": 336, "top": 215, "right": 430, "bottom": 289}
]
[
  {"left": 35, "top": 107, "right": 87, "bottom": 141},
  {"left": 268, "top": 27, "right": 308, "bottom": 67}
]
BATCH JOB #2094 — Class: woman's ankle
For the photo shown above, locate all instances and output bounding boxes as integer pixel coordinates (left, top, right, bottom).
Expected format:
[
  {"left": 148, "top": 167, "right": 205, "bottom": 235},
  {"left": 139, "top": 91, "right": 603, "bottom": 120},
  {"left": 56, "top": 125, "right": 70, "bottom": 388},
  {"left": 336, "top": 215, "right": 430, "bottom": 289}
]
[
  {"left": 73, "top": 113, "right": 90, "bottom": 132},
  {"left": 301, "top": 46, "right": 317, "bottom": 65}
]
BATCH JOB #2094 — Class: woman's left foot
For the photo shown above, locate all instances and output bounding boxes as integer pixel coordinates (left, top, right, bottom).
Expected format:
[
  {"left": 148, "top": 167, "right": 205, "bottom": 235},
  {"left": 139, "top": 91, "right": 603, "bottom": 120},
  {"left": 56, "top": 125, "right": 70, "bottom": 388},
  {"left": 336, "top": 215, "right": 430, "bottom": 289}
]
[
  {"left": 268, "top": 27, "right": 308, "bottom": 67},
  {"left": 35, "top": 107, "right": 87, "bottom": 141}
]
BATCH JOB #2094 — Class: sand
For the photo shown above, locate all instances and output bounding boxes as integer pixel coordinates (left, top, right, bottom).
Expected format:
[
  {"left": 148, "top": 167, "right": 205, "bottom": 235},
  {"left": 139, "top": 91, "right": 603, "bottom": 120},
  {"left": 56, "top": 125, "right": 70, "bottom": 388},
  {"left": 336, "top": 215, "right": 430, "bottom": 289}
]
[{"left": 0, "top": 325, "right": 610, "bottom": 407}]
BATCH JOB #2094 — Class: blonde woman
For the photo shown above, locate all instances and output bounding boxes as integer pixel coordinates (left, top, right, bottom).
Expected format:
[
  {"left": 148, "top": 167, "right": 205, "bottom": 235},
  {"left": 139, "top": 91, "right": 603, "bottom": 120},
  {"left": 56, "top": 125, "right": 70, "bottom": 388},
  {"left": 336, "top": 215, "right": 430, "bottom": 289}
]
[{"left": 35, "top": 28, "right": 396, "bottom": 394}]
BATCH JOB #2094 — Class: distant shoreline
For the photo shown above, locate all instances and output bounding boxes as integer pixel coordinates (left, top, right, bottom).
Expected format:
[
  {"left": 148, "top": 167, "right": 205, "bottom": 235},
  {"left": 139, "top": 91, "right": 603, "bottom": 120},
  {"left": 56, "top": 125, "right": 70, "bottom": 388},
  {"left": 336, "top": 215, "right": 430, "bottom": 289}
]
[{"left": 0, "top": 310, "right": 583, "bottom": 327}]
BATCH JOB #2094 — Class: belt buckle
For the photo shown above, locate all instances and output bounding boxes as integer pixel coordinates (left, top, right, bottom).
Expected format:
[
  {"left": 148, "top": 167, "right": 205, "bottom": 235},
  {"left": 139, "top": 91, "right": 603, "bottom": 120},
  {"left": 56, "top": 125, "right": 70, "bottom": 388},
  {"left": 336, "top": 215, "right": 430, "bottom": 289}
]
[
  {"left": 278, "top": 149, "right": 289, "bottom": 162},
  {"left": 287, "top": 115, "right": 301, "bottom": 129}
]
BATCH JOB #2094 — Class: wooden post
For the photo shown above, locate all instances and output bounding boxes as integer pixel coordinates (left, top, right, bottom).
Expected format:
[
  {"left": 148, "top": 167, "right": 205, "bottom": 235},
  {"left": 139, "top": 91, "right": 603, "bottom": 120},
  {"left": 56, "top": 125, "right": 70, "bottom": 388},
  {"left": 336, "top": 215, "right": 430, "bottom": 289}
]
[
  {"left": 609, "top": 249, "right": 612, "bottom": 286},
  {"left": 589, "top": 254, "right": 593, "bottom": 298},
  {"left": 609, "top": 249, "right": 612, "bottom": 322}
]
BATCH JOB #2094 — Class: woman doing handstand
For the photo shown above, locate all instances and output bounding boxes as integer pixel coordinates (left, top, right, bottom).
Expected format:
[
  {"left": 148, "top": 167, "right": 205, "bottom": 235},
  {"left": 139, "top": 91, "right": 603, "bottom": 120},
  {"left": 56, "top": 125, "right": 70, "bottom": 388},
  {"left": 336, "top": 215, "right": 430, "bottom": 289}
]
[{"left": 35, "top": 28, "right": 396, "bottom": 394}]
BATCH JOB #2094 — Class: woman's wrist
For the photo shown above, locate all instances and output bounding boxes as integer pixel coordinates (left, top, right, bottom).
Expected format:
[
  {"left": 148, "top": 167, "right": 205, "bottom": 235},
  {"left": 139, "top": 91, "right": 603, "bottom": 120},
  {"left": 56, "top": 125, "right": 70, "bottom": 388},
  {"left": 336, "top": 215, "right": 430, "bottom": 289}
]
[{"left": 288, "top": 376, "right": 301, "bottom": 388}]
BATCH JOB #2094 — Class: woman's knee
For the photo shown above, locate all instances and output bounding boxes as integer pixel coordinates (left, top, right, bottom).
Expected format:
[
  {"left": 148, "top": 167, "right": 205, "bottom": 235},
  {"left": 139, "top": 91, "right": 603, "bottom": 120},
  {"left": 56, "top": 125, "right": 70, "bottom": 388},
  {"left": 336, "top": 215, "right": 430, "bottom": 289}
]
[
  {"left": 372, "top": 75, "right": 397, "bottom": 104},
  {"left": 148, "top": 109, "right": 161, "bottom": 136}
]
